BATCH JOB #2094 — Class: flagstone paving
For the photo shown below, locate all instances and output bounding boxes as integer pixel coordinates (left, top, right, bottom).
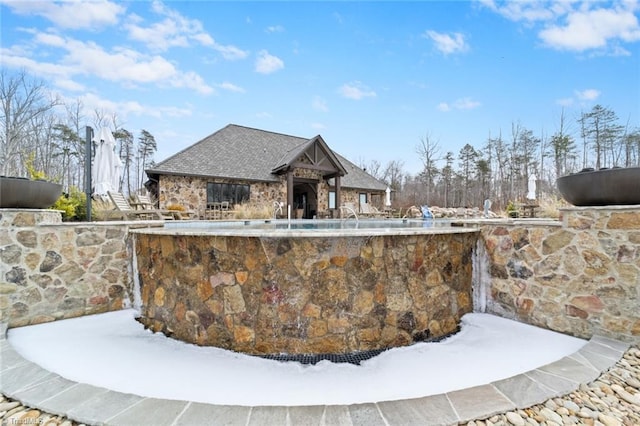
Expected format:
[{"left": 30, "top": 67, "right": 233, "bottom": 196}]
[{"left": 1, "top": 336, "right": 638, "bottom": 425}]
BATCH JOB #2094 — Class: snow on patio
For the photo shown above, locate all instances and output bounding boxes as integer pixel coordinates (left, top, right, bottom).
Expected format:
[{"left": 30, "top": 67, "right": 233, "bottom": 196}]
[{"left": 8, "top": 310, "right": 586, "bottom": 406}]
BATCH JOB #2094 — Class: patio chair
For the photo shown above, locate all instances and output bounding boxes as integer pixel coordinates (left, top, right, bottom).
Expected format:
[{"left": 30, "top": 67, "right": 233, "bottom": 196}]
[
  {"left": 339, "top": 202, "right": 358, "bottom": 219},
  {"left": 204, "top": 201, "right": 232, "bottom": 220},
  {"left": 402, "top": 206, "right": 422, "bottom": 218},
  {"left": 107, "top": 191, "right": 173, "bottom": 220},
  {"left": 360, "top": 202, "right": 385, "bottom": 218},
  {"left": 135, "top": 194, "right": 195, "bottom": 219}
]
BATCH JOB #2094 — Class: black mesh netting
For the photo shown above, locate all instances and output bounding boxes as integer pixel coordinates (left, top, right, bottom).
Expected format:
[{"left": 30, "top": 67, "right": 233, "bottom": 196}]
[{"left": 258, "top": 348, "right": 388, "bottom": 365}]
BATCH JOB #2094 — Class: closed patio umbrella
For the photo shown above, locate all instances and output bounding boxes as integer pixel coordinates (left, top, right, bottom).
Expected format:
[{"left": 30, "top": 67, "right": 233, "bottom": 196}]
[
  {"left": 526, "top": 174, "right": 537, "bottom": 201},
  {"left": 92, "top": 128, "right": 122, "bottom": 197}
]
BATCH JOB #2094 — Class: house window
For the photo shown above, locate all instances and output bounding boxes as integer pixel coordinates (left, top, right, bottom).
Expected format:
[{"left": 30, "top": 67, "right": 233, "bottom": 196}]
[
  {"left": 207, "top": 182, "right": 250, "bottom": 205},
  {"left": 328, "top": 191, "right": 336, "bottom": 209},
  {"left": 359, "top": 193, "right": 367, "bottom": 208}
]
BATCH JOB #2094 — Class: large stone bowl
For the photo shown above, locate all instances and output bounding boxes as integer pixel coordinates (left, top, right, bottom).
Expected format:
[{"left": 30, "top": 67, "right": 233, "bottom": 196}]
[
  {"left": 557, "top": 167, "right": 640, "bottom": 206},
  {"left": 0, "top": 176, "right": 63, "bottom": 209}
]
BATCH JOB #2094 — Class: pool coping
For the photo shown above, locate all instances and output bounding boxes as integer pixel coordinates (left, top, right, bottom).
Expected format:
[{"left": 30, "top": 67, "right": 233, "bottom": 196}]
[
  {"left": 0, "top": 333, "right": 629, "bottom": 426},
  {"left": 132, "top": 218, "right": 481, "bottom": 238}
]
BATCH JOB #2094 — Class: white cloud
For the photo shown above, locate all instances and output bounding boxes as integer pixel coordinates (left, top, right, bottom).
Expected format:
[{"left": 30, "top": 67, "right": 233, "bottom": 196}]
[
  {"left": 478, "top": 0, "right": 561, "bottom": 23},
  {"left": 437, "top": 97, "right": 481, "bottom": 111},
  {"left": 575, "top": 88, "right": 601, "bottom": 101},
  {"left": 219, "top": 82, "right": 245, "bottom": 93},
  {"left": 338, "top": 81, "right": 376, "bottom": 100},
  {"left": 1, "top": 44, "right": 70, "bottom": 76},
  {"left": 311, "top": 122, "right": 326, "bottom": 130},
  {"left": 266, "top": 25, "right": 285, "bottom": 33},
  {"left": 255, "top": 50, "right": 284, "bottom": 74},
  {"left": 6, "top": 32, "right": 214, "bottom": 95},
  {"left": 539, "top": 6, "right": 640, "bottom": 51},
  {"left": 1, "top": 0, "right": 124, "bottom": 30},
  {"left": 214, "top": 44, "right": 249, "bottom": 61},
  {"left": 74, "top": 92, "right": 192, "bottom": 120},
  {"left": 312, "top": 96, "right": 328, "bottom": 112},
  {"left": 481, "top": 0, "right": 640, "bottom": 54},
  {"left": 555, "top": 88, "right": 600, "bottom": 107},
  {"left": 124, "top": 1, "right": 248, "bottom": 59},
  {"left": 556, "top": 97, "right": 574, "bottom": 107},
  {"left": 55, "top": 78, "right": 86, "bottom": 92},
  {"left": 171, "top": 71, "right": 214, "bottom": 95},
  {"left": 424, "top": 30, "right": 469, "bottom": 55},
  {"left": 454, "top": 97, "right": 481, "bottom": 110}
]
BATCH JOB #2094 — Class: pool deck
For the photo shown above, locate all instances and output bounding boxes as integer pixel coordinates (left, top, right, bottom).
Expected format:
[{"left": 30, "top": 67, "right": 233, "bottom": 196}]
[{"left": 0, "top": 334, "right": 630, "bottom": 426}]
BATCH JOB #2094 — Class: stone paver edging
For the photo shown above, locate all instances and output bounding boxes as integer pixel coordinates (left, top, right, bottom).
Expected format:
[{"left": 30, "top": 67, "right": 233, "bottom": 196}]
[{"left": 0, "top": 335, "right": 633, "bottom": 425}]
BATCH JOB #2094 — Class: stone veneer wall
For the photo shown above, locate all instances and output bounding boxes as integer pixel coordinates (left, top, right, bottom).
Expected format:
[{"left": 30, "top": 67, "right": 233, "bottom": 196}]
[
  {"left": 158, "top": 174, "right": 383, "bottom": 219},
  {"left": 0, "top": 210, "right": 137, "bottom": 332},
  {"left": 134, "top": 231, "right": 478, "bottom": 354},
  {"left": 3, "top": 206, "right": 638, "bottom": 346},
  {"left": 480, "top": 206, "right": 640, "bottom": 343},
  {"left": 158, "top": 175, "right": 287, "bottom": 215}
]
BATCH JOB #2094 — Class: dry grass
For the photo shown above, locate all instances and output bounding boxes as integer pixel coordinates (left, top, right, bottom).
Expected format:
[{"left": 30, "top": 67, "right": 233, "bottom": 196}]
[
  {"left": 536, "top": 197, "right": 561, "bottom": 219},
  {"left": 166, "top": 203, "right": 186, "bottom": 211},
  {"left": 90, "top": 198, "right": 116, "bottom": 221},
  {"left": 230, "top": 202, "right": 274, "bottom": 219},
  {"left": 500, "top": 197, "right": 569, "bottom": 219}
]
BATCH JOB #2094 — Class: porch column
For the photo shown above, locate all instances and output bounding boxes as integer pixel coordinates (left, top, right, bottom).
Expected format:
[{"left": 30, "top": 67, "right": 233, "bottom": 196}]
[
  {"left": 335, "top": 175, "right": 342, "bottom": 218},
  {"left": 286, "top": 170, "right": 294, "bottom": 216}
]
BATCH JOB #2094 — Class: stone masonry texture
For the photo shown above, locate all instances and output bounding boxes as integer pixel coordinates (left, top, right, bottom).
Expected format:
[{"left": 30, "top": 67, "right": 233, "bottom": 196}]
[
  {"left": 134, "top": 232, "right": 478, "bottom": 354},
  {"left": 2, "top": 206, "right": 639, "bottom": 346}
]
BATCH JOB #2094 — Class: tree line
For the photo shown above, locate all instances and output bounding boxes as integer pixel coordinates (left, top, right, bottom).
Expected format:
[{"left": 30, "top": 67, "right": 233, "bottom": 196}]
[
  {"left": 0, "top": 70, "right": 157, "bottom": 195},
  {"left": 3, "top": 69, "right": 638, "bottom": 211},
  {"left": 363, "top": 105, "right": 639, "bottom": 210}
]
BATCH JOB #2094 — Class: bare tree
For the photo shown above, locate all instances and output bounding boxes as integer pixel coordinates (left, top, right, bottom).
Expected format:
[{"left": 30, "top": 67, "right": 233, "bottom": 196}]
[
  {"left": 0, "top": 69, "right": 59, "bottom": 176},
  {"left": 441, "top": 152, "right": 454, "bottom": 208},
  {"left": 458, "top": 143, "right": 478, "bottom": 207},
  {"left": 62, "top": 99, "right": 87, "bottom": 189},
  {"left": 382, "top": 159, "right": 404, "bottom": 191},
  {"left": 137, "top": 129, "right": 157, "bottom": 191},
  {"left": 550, "top": 109, "right": 577, "bottom": 179},
  {"left": 30, "top": 112, "right": 60, "bottom": 179},
  {"left": 416, "top": 133, "right": 441, "bottom": 204},
  {"left": 622, "top": 128, "right": 640, "bottom": 167},
  {"left": 53, "top": 123, "right": 83, "bottom": 192},
  {"left": 359, "top": 159, "right": 383, "bottom": 180},
  {"left": 580, "top": 105, "right": 624, "bottom": 169},
  {"left": 113, "top": 128, "right": 134, "bottom": 194}
]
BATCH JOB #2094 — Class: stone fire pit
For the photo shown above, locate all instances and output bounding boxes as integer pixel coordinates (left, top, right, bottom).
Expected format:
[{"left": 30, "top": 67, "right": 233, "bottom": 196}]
[
  {"left": 0, "top": 176, "right": 62, "bottom": 209},
  {"left": 557, "top": 167, "right": 640, "bottom": 206}
]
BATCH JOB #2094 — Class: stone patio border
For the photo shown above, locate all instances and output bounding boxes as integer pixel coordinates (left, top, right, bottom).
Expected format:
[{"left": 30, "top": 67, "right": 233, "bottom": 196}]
[{"left": 0, "top": 333, "right": 629, "bottom": 425}]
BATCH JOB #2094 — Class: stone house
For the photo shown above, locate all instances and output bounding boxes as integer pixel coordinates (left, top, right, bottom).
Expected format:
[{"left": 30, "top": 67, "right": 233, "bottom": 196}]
[{"left": 145, "top": 124, "right": 388, "bottom": 218}]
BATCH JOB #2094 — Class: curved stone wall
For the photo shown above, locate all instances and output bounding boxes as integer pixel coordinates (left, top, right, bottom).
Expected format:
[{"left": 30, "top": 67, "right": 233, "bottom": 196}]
[{"left": 134, "top": 230, "right": 479, "bottom": 355}]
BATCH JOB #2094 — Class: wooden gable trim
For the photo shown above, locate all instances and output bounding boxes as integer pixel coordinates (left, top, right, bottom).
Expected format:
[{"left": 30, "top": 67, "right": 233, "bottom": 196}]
[{"left": 272, "top": 135, "right": 347, "bottom": 178}]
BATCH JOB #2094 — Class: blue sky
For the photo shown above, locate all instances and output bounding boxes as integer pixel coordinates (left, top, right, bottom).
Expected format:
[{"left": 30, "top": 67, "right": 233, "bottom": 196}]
[{"left": 1, "top": 0, "right": 639, "bottom": 175}]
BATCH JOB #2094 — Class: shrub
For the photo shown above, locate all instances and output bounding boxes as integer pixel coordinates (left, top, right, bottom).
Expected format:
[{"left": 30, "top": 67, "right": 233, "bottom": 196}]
[
  {"left": 166, "top": 203, "right": 186, "bottom": 211},
  {"left": 51, "top": 187, "right": 87, "bottom": 221}
]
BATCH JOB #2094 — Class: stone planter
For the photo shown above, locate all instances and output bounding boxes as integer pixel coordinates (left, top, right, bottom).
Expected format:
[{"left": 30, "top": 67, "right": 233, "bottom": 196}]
[
  {"left": 557, "top": 167, "right": 640, "bottom": 206},
  {"left": 0, "top": 176, "right": 62, "bottom": 209}
]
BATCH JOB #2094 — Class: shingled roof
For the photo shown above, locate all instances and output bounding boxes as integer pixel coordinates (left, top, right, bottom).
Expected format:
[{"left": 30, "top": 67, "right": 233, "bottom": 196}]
[{"left": 147, "top": 124, "right": 387, "bottom": 191}]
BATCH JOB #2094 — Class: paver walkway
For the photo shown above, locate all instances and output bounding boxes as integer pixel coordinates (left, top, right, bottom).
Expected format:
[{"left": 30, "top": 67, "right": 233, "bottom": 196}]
[{"left": 0, "top": 335, "right": 630, "bottom": 425}]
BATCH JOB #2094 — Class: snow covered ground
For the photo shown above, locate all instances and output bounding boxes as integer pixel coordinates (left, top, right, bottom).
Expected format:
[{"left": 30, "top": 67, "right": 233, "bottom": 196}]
[{"left": 8, "top": 310, "right": 586, "bottom": 406}]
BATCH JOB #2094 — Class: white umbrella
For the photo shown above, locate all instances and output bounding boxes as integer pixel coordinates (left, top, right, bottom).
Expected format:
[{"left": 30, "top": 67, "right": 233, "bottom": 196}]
[
  {"left": 92, "top": 128, "right": 122, "bottom": 197},
  {"left": 526, "top": 174, "right": 537, "bottom": 200},
  {"left": 385, "top": 187, "right": 391, "bottom": 207}
]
